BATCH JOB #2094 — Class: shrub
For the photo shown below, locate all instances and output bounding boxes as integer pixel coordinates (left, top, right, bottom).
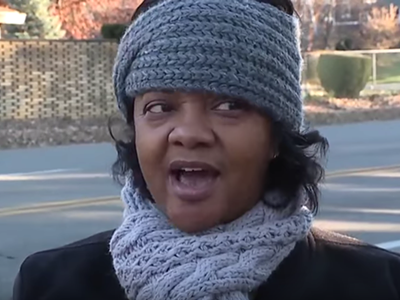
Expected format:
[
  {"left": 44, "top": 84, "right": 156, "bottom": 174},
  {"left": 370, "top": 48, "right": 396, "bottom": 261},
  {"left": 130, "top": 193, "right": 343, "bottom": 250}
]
[
  {"left": 101, "top": 24, "right": 127, "bottom": 42},
  {"left": 317, "top": 53, "right": 372, "bottom": 98}
]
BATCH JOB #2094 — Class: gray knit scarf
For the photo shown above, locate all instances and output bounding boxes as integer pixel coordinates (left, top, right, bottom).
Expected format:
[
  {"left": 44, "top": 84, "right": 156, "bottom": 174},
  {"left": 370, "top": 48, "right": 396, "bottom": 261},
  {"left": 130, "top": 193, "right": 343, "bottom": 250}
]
[{"left": 110, "top": 178, "right": 313, "bottom": 300}]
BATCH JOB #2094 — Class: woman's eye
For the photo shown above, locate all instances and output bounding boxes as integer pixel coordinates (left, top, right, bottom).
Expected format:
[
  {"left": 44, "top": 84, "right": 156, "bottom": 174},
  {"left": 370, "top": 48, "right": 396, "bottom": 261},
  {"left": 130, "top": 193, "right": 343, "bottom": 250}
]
[
  {"left": 215, "top": 101, "right": 245, "bottom": 111},
  {"left": 144, "top": 103, "right": 171, "bottom": 114}
]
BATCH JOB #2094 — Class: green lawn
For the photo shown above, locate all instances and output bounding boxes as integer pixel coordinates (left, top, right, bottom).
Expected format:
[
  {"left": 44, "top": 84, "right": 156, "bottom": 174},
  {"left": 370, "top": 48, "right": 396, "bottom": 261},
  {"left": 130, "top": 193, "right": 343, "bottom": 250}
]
[{"left": 376, "top": 59, "right": 400, "bottom": 84}]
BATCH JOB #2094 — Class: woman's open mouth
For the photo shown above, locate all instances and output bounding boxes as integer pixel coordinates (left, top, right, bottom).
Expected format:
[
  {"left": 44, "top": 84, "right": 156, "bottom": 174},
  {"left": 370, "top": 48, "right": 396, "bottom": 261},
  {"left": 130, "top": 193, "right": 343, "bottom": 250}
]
[{"left": 168, "top": 160, "right": 220, "bottom": 202}]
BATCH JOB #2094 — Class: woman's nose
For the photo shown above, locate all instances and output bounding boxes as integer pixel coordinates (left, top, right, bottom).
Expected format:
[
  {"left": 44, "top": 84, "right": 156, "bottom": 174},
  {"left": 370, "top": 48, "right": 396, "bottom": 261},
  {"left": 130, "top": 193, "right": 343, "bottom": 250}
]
[{"left": 168, "top": 110, "right": 216, "bottom": 149}]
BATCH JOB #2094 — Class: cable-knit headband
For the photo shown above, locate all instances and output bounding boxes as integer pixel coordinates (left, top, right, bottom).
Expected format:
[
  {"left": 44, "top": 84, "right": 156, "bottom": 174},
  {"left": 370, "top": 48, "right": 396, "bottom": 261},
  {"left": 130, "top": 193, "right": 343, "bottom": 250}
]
[{"left": 113, "top": 0, "right": 303, "bottom": 130}]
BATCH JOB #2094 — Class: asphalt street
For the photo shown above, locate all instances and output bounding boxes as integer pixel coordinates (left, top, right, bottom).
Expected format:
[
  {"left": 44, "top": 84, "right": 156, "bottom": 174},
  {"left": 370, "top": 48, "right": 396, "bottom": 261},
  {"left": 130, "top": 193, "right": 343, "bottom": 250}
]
[{"left": 0, "top": 119, "right": 400, "bottom": 299}]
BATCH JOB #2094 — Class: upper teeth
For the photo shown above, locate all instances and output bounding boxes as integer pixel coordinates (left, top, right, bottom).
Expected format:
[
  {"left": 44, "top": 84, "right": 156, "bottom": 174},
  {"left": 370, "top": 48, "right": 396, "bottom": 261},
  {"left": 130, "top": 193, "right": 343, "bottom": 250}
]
[{"left": 182, "top": 168, "right": 203, "bottom": 172}]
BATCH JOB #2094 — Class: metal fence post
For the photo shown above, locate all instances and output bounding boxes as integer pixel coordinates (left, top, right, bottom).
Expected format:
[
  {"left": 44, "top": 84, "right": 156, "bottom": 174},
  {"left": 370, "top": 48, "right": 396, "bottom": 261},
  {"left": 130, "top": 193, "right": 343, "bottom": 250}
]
[{"left": 372, "top": 52, "right": 377, "bottom": 88}]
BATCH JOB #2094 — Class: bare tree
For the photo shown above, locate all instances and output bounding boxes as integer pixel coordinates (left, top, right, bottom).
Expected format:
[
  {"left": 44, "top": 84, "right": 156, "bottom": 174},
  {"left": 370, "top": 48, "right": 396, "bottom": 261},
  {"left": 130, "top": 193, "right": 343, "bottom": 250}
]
[
  {"left": 52, "top": 0, "right": 141, "bottom": 39},
  {"left": 359, "top": 4, "right": 400, "bottom": 49},
  {"left": 295, "top": 0, "right": 335, "bottom": 51}
]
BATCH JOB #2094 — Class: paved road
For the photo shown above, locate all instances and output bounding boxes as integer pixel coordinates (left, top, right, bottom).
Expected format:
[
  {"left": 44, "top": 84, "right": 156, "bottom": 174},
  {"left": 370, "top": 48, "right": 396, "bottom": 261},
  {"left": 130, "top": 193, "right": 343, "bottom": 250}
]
[{"left": 0, "top": 119, "right": 400, "bottom": 299}]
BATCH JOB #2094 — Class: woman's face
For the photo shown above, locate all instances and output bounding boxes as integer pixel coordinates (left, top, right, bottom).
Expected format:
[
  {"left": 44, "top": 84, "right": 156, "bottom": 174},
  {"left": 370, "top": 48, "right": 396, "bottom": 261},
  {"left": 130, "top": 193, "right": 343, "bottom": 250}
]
[{"left": 134, "top": 91, "right": 274, "bottom": 233}]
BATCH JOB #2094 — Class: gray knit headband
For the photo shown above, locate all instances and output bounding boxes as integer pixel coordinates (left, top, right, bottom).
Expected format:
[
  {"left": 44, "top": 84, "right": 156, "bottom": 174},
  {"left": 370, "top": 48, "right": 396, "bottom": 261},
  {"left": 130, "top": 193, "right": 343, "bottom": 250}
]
[{"left": 113, "top": 0, "right": 303, "bottom": 131}]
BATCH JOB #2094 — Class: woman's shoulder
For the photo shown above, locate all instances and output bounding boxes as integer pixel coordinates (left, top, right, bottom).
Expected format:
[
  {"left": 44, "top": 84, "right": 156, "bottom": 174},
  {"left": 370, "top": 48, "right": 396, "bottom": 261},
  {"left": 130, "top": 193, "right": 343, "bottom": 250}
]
[
  {"left": 310, "top": 227, "right": 400, "bottom": 262},
  {"left": 13, "top": 230, "right": 126, "bottom": 300},
  {"left": 308, "top": 227, "right": 400, "bottom": 280},
  {"left": 263, "top": 227, "right": 400, "bottom": 299},
  {"left": 18, "top": 230, "right": 114, "bottom": 276}
]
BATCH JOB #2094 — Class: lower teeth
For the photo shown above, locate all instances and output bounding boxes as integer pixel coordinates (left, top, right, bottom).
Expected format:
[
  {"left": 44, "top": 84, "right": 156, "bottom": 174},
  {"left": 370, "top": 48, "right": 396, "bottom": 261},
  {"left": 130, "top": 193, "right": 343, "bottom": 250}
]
[{"left": 177, "top": 170, "right": 214, "bottom": 188}]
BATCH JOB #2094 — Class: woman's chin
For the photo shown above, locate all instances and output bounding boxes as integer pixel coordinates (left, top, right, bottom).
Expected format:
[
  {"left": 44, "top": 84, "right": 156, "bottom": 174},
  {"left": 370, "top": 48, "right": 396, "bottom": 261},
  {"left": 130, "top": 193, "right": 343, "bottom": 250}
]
[{"left": 167, "top": 206, "right": 221, "bottom": 234}]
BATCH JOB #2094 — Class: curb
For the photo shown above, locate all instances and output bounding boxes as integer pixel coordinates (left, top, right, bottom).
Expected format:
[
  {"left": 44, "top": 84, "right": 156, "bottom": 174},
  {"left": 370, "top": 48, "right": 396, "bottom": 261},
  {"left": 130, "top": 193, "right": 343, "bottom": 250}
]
[
  {"left": 1, "top": 109, "right": 400, "bottom": 149},
  {"left": 305, "top": 107, "right": 400, "bottom": 126}
]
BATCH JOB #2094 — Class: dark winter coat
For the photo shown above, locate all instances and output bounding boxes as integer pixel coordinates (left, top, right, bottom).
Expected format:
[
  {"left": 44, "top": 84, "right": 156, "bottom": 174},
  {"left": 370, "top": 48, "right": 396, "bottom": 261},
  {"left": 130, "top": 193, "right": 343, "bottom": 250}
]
[{"left": 12, "top": 227, "right": 400, "bottom": 300}]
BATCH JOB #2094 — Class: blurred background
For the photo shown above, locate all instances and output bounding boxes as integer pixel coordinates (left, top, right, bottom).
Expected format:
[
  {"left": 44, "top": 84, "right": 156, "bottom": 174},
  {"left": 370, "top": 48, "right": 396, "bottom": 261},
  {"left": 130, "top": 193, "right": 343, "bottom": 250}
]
[{"left": 1, "top": 0, "right": 400, "bottom": 299}]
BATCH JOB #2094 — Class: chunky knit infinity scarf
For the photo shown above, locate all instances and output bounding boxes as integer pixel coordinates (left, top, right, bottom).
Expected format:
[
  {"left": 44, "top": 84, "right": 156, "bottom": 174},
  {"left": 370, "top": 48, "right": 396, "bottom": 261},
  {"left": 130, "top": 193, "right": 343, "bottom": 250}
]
[{"left": 110, "top": 178, "right": 313, "bottom": 300}]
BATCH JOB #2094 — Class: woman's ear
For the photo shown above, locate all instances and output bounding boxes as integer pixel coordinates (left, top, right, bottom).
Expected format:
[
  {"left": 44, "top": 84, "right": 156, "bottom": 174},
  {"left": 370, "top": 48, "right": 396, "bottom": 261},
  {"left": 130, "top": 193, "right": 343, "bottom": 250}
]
[{"left": 108, "top": 114, "right": 134, "bottom": 144}]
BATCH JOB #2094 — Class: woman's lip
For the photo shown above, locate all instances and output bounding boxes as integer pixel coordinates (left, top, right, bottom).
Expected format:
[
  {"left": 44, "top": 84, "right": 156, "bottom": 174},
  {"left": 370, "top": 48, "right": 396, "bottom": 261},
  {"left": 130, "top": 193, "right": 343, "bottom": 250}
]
[
  {"left": 168, "top": 172, "right": 219, "bottom": 202},
  {"left": 168, "top": 160, "right": 220, "bottom": 174}
]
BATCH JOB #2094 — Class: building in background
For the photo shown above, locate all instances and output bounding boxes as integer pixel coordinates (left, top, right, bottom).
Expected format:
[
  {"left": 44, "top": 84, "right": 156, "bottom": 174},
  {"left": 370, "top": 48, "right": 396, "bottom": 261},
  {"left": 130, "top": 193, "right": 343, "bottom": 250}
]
[{"left": 0, "top": 0, "right": 26, "bottom": 38}]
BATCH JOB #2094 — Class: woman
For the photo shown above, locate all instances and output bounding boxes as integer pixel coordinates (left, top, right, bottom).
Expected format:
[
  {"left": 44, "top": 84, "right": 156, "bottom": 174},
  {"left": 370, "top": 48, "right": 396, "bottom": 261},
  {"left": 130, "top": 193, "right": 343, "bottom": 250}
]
[{"left": 13, "top": 0, "right": 400, "bottom": 299}]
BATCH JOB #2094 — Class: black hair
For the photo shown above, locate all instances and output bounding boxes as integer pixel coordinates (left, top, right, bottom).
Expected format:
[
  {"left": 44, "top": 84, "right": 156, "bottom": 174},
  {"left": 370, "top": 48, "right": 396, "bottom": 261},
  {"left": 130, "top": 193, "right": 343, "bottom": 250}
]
[{"left": 110, "top": 0, "right": 328, "bottom": 215}]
